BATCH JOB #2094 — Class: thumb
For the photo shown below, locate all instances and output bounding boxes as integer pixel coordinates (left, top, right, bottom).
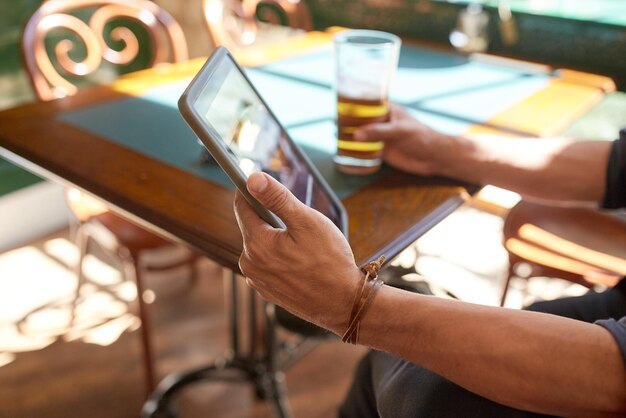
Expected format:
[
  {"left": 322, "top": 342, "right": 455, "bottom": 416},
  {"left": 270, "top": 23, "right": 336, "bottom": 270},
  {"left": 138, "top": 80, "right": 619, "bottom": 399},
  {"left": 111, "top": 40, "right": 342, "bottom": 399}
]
[{"left": 247, "top": 172, "right": 306, "bottom": 228}]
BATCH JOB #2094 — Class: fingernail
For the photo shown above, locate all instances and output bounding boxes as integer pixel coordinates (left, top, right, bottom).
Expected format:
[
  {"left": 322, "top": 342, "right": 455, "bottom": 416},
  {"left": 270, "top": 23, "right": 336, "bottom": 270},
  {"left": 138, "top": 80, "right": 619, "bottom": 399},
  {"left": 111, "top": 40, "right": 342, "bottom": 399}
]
[
  {"left": 354, "top": 129, "right": 365, "bottom": 141},
  {"left": 248, "top": 172, "right": 268, "bottom": 193}
]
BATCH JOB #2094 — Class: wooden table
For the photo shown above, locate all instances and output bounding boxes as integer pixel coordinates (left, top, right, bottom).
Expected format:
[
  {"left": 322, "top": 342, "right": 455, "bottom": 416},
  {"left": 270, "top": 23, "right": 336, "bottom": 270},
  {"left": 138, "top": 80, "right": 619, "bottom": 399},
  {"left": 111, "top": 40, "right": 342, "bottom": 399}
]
[
  {"left": 0, "top": 58, "right": 474, "bottom": 271},
  {"left": 1, "top": 31, "right": 613, "bottom": 269}
]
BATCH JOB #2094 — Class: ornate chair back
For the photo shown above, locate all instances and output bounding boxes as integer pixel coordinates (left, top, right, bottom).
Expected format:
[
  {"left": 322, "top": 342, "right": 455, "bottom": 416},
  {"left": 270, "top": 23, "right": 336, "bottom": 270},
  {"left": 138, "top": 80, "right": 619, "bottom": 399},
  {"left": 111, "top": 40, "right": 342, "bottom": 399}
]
[
  {"left": 202, "top": 0, "right": 312, "bottom": 50},
  {"left": 22, "top": 0, "right": 188, "bottom": 101}
]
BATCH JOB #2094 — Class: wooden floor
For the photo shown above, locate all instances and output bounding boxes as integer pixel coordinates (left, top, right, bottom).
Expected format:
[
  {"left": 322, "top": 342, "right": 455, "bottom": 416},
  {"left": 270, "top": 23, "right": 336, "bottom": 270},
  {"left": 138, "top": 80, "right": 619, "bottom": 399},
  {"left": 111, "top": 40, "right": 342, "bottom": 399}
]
[{"left": 0, "top": 232, "right": 365, "bottom": 418}]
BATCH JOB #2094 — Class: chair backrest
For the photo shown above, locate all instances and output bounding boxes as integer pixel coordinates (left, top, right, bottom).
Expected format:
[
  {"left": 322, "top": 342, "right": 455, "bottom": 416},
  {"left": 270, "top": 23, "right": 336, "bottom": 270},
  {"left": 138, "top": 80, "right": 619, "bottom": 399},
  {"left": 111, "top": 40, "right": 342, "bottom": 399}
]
[
  {"left": 203, "top": 0, "right": 312, "bottom": 50},
  {"left": 21, "top": 0, "right": 188, "bottom": 101}
]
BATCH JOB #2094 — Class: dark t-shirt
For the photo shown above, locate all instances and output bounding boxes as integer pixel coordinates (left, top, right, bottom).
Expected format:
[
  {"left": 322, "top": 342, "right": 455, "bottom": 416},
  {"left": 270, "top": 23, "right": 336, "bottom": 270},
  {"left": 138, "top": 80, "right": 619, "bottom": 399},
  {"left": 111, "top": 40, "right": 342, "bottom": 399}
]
[
  {"left": 595, "top": 129, "right": 626, "bottom": 364},
  {"left": 601, "top": 130, "right": 626, "bottom": 209}
]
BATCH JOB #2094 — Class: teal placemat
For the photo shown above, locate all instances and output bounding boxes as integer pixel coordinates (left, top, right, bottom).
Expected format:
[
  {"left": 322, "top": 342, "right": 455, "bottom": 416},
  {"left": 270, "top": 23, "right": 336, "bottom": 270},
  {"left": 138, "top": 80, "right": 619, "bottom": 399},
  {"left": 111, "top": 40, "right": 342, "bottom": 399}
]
[
  {"left": 57, "top": 44, "right": 551, "bottom": 198},
  {"left": 57, "top": 70, "right": 377, "bottom": 199}
]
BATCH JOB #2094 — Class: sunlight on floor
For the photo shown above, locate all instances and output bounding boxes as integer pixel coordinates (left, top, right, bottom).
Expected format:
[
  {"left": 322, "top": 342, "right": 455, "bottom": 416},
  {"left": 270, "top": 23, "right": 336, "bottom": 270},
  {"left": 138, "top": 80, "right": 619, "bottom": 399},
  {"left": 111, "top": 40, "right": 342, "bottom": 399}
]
[
  {"left": 0, "top": 246, "right": 76, "bottom": 323},
  {"left": 0, "top": 352, "right": 15, "bottom": 368},
  {"left": 0, "top": 205, "right": 592, "bottom": 371},
  {"left": 0, "top": 237, "right": 141, "bottom": 368},
  {"left": 413, "top": 206, "right": 509, "bottom": 305},
  {"left": 396, "top": 205, "right": 589, "bottom": 308}
]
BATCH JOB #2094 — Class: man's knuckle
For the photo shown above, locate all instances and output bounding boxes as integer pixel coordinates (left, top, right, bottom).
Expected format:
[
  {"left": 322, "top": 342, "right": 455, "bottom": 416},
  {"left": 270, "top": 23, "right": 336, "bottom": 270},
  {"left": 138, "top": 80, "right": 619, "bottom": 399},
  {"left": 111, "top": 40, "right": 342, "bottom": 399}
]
[{"left": 268, "top": 188, "right": 292, "bottom": 213}]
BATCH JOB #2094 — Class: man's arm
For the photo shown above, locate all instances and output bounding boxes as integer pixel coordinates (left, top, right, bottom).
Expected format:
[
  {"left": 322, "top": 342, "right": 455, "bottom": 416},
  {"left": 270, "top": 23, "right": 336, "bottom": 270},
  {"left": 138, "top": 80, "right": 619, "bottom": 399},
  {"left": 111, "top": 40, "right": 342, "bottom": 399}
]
[
  {"left": 355, "top": 105, "right": 613, "bottom": 203},
  {"left": 362, "top": 286, "right": 626, "bottom": 417},
  {"left": 234, "top": 172, "right": 626, "bottom": 417}
]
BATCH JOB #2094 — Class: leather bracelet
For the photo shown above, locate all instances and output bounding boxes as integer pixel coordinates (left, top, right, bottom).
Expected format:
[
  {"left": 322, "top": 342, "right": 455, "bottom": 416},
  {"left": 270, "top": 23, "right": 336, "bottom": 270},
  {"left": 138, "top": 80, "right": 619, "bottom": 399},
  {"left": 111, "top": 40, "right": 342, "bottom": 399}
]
[{"left": 342, "top": 256, "right": 385, "bottom": 344}]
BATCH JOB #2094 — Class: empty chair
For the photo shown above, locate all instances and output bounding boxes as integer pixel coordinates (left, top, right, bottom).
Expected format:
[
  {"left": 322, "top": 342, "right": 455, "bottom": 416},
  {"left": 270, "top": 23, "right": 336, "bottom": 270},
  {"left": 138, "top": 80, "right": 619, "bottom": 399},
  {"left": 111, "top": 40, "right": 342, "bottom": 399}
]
[
  {"left": 202, "top": 0, "right": 312, "bottom": 50},
  {"left": 501, "top": 199, "right": 626, "bottom": 306},
  {"left": 21, "top": 0, "right": 195, "bottom": 391}
]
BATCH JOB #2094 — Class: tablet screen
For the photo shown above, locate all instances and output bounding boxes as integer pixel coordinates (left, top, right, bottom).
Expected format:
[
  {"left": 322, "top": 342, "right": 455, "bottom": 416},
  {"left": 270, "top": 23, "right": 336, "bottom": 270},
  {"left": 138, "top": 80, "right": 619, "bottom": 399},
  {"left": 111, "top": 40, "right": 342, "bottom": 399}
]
[{"left": 190, "top": 54, "right": 345, "bottom": 233}]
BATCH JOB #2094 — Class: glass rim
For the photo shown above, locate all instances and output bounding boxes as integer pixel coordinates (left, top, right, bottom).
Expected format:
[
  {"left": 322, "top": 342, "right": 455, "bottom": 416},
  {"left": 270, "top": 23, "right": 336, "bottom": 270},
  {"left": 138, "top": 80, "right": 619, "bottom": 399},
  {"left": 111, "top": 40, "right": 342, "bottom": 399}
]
[{"left": 333, "top": 29, "right": 401, "bottom": 47}]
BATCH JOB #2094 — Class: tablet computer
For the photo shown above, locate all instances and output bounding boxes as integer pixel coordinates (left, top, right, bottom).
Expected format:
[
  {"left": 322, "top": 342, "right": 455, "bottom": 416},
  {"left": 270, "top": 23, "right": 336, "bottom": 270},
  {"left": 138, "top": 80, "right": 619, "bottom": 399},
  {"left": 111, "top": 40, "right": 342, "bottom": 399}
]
[{"left": 178, "top": 46, "right": 348, "bottom": 236}]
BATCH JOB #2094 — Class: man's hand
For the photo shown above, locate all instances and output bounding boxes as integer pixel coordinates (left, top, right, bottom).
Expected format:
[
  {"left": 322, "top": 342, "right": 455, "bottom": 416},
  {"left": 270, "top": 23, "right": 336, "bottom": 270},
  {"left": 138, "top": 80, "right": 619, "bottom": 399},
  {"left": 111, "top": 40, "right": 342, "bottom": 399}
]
[
  {"left": 355, "top": 104, "right": 459, "bottom": 177},
  {"left": 355, "top": 104, "right": 612, "bottom": 203},
  {"left": 234, "top": 172, "right": 362, "bottom": 335}
]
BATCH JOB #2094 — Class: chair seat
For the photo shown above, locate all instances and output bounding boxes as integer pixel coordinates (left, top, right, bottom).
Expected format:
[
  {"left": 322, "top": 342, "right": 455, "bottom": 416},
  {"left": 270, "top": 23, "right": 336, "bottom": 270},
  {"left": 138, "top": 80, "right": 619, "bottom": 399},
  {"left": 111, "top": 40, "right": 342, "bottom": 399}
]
[
  {"left": 503, "top": 200, "right": 626, "bottom": 295},
  {"left": 506, "top": 239, "right": 622, "bottom": 288},
  {"left": 92, "top": 211, "right": 171, "bottom": 253}
]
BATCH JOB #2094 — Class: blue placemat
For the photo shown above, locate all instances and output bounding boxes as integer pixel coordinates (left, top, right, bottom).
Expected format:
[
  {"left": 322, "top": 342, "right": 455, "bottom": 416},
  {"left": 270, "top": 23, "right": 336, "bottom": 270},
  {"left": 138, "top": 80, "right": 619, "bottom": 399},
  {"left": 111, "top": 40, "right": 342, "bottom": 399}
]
[
  {"left": 57, "top": 45, "right": 551, "bottom": 198},
  {"left": 58, "top": 70, "right": 378, "bottom": 199}
]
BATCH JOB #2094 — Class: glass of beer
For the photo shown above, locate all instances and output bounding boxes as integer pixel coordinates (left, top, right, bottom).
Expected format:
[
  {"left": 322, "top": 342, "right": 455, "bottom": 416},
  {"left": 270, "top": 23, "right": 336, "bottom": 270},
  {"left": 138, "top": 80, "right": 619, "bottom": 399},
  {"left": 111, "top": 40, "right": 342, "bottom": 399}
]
[{"left": 334, "top": 29, "right": 401, "bottom": 175}]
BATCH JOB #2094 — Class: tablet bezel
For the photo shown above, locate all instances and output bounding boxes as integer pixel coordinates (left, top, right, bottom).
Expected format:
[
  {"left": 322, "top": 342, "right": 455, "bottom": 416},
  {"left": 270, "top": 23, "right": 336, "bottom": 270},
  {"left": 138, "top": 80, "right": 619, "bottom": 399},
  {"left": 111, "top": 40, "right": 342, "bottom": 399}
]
[{"left": 178, "top": 46, "right": 348, "bottom": 237}]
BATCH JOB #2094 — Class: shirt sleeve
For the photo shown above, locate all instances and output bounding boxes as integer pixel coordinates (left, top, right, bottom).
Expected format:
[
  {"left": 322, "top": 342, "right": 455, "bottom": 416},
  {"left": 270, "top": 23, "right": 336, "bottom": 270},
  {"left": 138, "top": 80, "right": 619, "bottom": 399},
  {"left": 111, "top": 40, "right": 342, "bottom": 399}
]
[
  {"left": 596, "top": 316, "right": 626, "bottom": 365},
  {"left": 602, "top": 129, "right": 626, "bottom": 209}
]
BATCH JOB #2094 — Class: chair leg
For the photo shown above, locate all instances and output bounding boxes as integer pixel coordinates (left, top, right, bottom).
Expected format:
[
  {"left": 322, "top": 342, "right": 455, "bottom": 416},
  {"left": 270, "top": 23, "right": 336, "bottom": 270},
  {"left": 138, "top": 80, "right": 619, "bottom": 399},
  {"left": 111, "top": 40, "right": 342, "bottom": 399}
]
[
  {"left": 188, "top": 255, "right": 200, "bottom": 288},
  {"left": 120, "top": 249, "right": 156, "bottom": 395},
  {"left": 500, "top": 264, "right": 515, "bottom": 307},
  {"left": 71, "top": 224, "right": 91, "bottom": 328}
]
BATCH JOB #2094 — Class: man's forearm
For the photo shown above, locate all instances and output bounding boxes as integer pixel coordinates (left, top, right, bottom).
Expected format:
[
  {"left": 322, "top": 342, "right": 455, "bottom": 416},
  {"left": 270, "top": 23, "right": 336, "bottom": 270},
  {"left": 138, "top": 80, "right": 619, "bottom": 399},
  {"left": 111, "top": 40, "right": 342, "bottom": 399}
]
[
  {"left": 358, "top": 286, "right": 626, "bottom": 417},
  {"left": 436, "top": 135, "right": 612, "bottom": 203}
]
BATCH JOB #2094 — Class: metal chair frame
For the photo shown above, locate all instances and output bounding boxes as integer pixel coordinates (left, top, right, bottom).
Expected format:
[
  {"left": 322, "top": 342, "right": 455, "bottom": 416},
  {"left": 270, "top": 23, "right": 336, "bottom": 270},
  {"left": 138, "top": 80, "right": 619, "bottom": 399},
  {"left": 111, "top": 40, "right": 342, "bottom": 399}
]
[
  {"left": 22, "top": 0, "right": 188, "bottom": 101},
  {"left": 21, "top": 0, "right": 192, "bottom": 393}
]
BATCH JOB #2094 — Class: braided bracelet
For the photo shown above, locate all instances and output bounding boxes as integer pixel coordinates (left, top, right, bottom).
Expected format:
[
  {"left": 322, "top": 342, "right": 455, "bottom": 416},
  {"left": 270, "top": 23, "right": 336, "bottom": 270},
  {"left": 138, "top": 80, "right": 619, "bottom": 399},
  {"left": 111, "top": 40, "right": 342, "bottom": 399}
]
[{"left": 342, "top": 255, "right": 386, "bottom": 345}]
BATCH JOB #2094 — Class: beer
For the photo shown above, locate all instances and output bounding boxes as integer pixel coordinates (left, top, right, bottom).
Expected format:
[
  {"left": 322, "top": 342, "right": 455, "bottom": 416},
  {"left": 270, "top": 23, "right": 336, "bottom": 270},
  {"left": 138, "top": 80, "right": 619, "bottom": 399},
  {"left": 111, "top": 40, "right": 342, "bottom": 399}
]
[
  {"left": 335, "top": 95, "right": 390, "bottom": 175},
  {"left": 333, "top": 29, "right": 400, "bottom": 175}
]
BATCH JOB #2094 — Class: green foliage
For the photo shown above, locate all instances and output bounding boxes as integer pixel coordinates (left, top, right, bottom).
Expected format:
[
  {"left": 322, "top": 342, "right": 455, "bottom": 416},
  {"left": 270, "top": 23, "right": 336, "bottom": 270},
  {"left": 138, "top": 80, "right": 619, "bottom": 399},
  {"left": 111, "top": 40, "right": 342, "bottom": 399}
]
[{"left": 0, "top": 159, "right": 42, "bottom": 197}]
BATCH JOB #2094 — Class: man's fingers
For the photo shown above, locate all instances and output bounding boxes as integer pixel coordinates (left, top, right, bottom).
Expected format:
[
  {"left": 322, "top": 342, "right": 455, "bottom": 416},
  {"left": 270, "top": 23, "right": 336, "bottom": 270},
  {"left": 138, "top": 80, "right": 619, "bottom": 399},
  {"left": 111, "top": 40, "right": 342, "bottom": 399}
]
[
  {"left": 234, "top": 190, "right": 266, "bottom": 229},
  {"left": 354, "top": 104, "right": 414, "bottom": 142},
  {"left": 354, "top": 122, "right": 400, "bottom": 142},
  {"left": 246, "top": 172, "right": 306, "bottom": 228},
  {"left": 234, "top": 190, "right": 273, "bottom": 241}
]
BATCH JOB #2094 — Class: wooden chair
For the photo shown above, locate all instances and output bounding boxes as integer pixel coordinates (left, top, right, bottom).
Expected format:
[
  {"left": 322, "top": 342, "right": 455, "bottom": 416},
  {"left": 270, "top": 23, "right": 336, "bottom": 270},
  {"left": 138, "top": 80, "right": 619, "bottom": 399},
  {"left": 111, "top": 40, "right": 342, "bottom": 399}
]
[
  {"left": 501, "top": 199, "right": 626, "bottom": 306},
  {"left": 202, "top": 0, "right": 312, "bottom": 50},
  {"left": 21, "top": 0, "right": 194, "bottom": 392}
]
